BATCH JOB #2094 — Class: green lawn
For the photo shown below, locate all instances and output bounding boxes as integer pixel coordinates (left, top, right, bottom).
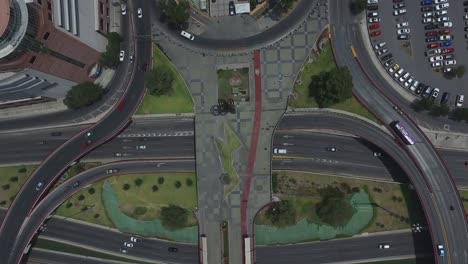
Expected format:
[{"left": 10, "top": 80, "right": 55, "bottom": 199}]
[
  {"left": 215, "top": 125, "right": 242, "bottom": 195},
  {"left": 459, "top": 189, "right": 468, "bottom": 213},
  {"left": 217, "top": 68, "right": 250, "bottom": 102},
  {"left": 136, "top": 44, "right": 194, "bottom": 114},
  {"left": 34, "top": 238, "right": 152, "bottom": 264},
  {"left": 107, "top": 173, "right": 197, "bottom": 224},
  {"left": 0, "top": 165, "right": 37, "bottom": 207},
  {"left": 289, "top": 42, "right": 379, "bottom": 123},
  {"left": 257, "top": 171, "right": 426, "bottom": 233}
]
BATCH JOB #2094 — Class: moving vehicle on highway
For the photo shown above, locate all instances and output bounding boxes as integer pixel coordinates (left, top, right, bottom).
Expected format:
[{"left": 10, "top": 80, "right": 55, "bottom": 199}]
[{"left": 390, "top": 121, "right": 415, "bottom": 145}]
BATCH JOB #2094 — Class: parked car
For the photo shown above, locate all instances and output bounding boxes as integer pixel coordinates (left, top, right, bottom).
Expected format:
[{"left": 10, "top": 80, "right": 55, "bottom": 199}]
[
  {"left": 393, "top": 3, "right": 405, "bottom": 9},
  {"left": 376, "top": 48, "right": 388, "bottom": 56},
  {"left": 370, "top": 31, "right": 381, "bottom": 37},
  {"left": 424, "top": 24, "right": 436, "bottom": 30},
  {"left": 444, "top": 60, "right": 456, "bottom": 66},
  {"left": 180, "top": 30, "right": 195, "bottom": 40},
  {"left": 421, "top": 6, "right": 434, "bottom": 12},
  {"left": 421, "top": 0, "right": 433, "bottom": 5},
  {"left": 431, "top": 88, "right": 440, "bottom": 101},
  {"left": 397, "top": 22, "right": 409, "bottom": 28},
  {"left": 440, "top": 47, "right": 454, "bottom": 53},
  {"left": 435, "top": 10, "right": 447, "bottom": 16},
  {"left": 422, "top": 86, "right": 432, "bottom": 97},
  {"left": 369, "top": 23, "right": 380, "bottom": 30},
  {"left": 368, "top": 4, "right": 378, "bottom": 11},
  {"left": 368, "top": 17, "right": 381, "bottom": 23},
  {"left": 381, "top": 53, "right": 393, "bottom": 61},
  {"left": 436, "top": 16, "right": 449, "bottom": 23},
  {"left": 434, "top": 0, "right": 448, "bottom": 3},
  {"left": 423, "top": 18, "right": 434, "bottom": 24},
  {"left": 435, "top": 3, "right": 449, "bottom": 10},
  {"left": 429, "top": 55, "right": 444, "bottom": 62},
  {"left": 439, "top": 22, "right": 452, "bottom": 28},
  {"left": 426, "top": 36, "right": 438, "bottom": 42},
  {"left": 425, "top": 31, "right": 437, "bottom": 37},
  {"left": 456, "top": 95, "right": 464, "bottom": 107},
  {"left": 440, "top": 92, "right": 450, "bottom": 105},
  {"left": 423, "top": 12, "right": 434, "bottom": 18},
  {"left": 384, "top": 59, "right": 394, "bottom": 67},
  {"left": 393, "top": 9, "right": 406, "bottom": 16},
  {"left": 431, "top": 61, "right": 443, "bottom": 68},
  {"left": 426, "top": 49, "right": 441, "bottom": 56},
  {"left": 439, "top": 29, "right": 450, "bottom": 35},
  {"left": 368, "top": 12, "right": 379, "bottom": 17},
  {"left": 397, "top": 28, "right": 410, "bottom": 34},
  {"left": 374, "top": 42, "right": 386, "bottom": 50},
  {"left": 427, "top": 43, "right": 438, "bottom": 49},
  {"left": 397, "top": 34, "right": 410, "bottom": 40},
  {"left": 440, "top": 41, "right": 451, "bottom": 47}
]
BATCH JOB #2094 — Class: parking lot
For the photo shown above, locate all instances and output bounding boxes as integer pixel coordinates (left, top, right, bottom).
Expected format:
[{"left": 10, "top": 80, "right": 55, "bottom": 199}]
[{"left": 366, "top": 0, "right": 468, "bottom": 107}]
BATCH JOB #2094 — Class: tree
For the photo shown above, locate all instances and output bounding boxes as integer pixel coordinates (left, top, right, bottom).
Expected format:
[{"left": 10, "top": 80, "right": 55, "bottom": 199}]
[
  {"left": 265, "top": 200, "right": 297, "bottom": 227},
  {"left": 123, "top": 183, "right": 131, "bottom": 191},
  {"left": 349, "top": 0, "right": 367, "bottom": 15},
  {"left": 429, "top": 104, "right": 450, "bottom": 117},
  {"left": 158, "top": 177, "right": 165, "bottom": 185},
  {"left": 311, "top": 67, "right": 353, "bottom": 108},
  {"left": 135, "top": 178, "right": 143, "bottom": 187},
  {"left": 18, "top": 167, "right": 27, "bottom": 173},
  {"left": 99, "top": 32, "right": 122, "bottom": 68},
  {"left": 160, "top": 205, "right": 188, "bottom": 230},
  {"left": 451, "top": 108, "right": 468, "bottom": 122},
  {"left": 88, "top": 188, "right": 95, "bottom": 195},
  {"left": 280, "top": 0, "right": 297, "bottom": 12},
  {"left": 9, "top": 176, "right": 18, "bottom": 183},
  {"left": 455, "top": 65, "right": 466, "bottom": 78},
  {"left": 186, "top": 178, "right": 193, "bottom": 187},
  {"left": 316, "top": 186, "right": 354, "bottom": 227},
  {"left": 77, "top": 194, "right": 85, "bottom": 201},
  {"left": 412, "top": 97, "right": 434, "bottom": 112},
  {"left": 67, "top": 163, "right": 85, "bottom": 177},
  {"left": 152, "top": 185, "right": 159, "bottom": 192},
  {"left": 159, "top": 0, "right": 190, "bottom": 30},
  {"left": 64, "top": 82, "right": 104, "bottom": 109},
  {"left": 144, "top": 66, "right": 174, "bottom": 96},
  {"left": 175, "top": 181, "right": 182, "bottom": 189},
  {"left": 2, "top": 184, "right": 10, "bottom": 190}
]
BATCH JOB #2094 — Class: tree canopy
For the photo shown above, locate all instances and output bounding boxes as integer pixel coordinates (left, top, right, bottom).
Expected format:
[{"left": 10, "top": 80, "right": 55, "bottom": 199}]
[
  {"left": 99, "top": 32, "right": 122, "bottom": 68},
  {"left": 310, "top": 67, "right": 353, "bottom": 108},
  {"left": 265, "top": 200, "right": 296, "bottom": 227},
  {"left": 160, "top": 205, "right": 188, "bottom": 230},
  {"left": 451, "top": 108, "right": 468, "bottom": 122},
  {"left": 144, "top": 66, "right": 174, "bottom": 96},
  {"left": 64, "top": 82, "right": 104, "bottom": 109},
  {"left": 159, "top": 0, "right": 190, "bottom": 30},
  {"left": 349, "top": 0, "right": 367, "bottom": 15},
  {"left": 316, "top": 186, "right": 354, "bottom": 227}
]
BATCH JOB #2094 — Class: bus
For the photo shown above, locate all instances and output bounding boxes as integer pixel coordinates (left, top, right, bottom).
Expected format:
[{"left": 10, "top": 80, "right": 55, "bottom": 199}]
[
  {"left": 244, "top": 236, "right": 252, "bottom": 264},
  {"left": 390, "top": 121, "right": 415, "bottom": 145},
  {"left": 201, "top": 235, "right": 208, "bottom": 264}
]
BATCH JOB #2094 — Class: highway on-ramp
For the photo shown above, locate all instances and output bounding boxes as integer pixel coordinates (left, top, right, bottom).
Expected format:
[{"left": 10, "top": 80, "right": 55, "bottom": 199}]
[
  {"left": 0, "top": 1, "right": 152, "bottom": 263},
  {"left": 329, "top": 1, "right": 468, "bottom": 262}
]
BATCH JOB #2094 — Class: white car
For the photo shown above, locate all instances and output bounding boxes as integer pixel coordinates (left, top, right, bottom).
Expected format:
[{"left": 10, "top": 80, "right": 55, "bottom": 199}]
[
  {"left": 440, "top": 22, "right": 452, "bottom": 28},
  {"left": 121, "top": 4, "right": 127, "bottom": 15},
  {"left": 444, "top": 60, "right": 456, "bottom": 66},
  {"left": 423, "top": 12, "right": 434, "bottom": 18},
  {"left": 393, "top": 9, "right": 406, "bottom": 16},
  {"left": 368, "top": 0, "right": 378, "bottom": 3},
  {"left": 136, "top": 145, "right": 147, "bottom": 150},
  {"left": 437, "top": 16, "right": 449, "bottom": 22},
  {"left": 429, "top": 55, "right": 443, "bottom": 62},
  {"left": 379, "top": 244, "right": 391, "bottom": 249},
  {"left": 465, "top": 14, "right": 468, "bottom": 20},
  {"left": 180, "top": 30, "right": 195, "bottom": 40},
  {"left": 376, "top": 48, "right": 388, "bottom": 56},
  {"left": 431, "top": 61, "right": 442, "bottom": 68},
  {"left": 456, "top": 95, "right": 464, "bottom": 107},
  {"left": 404, "top": 77, "right": 414, "bottom": 88},
  {"left": 410, "top": 80, "right": 419, "bottom": 92},
  {"left": 435, "top": 10, "right": 447, "bottom": 16},
  {"left": 434, "top": 0, "right": 448, "bottom": 3},
  {"left": 368, "top": 17, "right": 381, "bottom": 23},
  {"left": 423, "top": 18, "right": 434, "bottom": 24},
  {"left": 396, "top": 22, "right": 409, "bottom": 28},
  {"left": 374, "top": 42, "right": 387, "bottom": 50},
  {"left": 397, "top": 28, "right": 410, "bottom": 34},
  {"left": 106, "top": 168, "right": 119, "bottom": 174},
  {"left": 119, "top": 50, "right": 125, "bottom": 62},
  {"left": 124, "top": 242, "right": 133, "bottom": 248},
  {"left": 435, "top": 3, "right": 449, "bottom": 10},
  {"left": 439, "top": 35, "right": 452, "bottom": 41},
  {"left": 130, "top": 236, "right": 142, "bottom": 243},
  {"left": 273, "top": 148, "right": 287, "bottom": 154},
  {"left": 137, "top": 8, "right": 142, "bottom": 18}
]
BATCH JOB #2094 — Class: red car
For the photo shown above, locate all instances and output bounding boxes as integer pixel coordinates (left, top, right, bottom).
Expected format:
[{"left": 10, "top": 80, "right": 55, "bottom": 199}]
[
  {"left": 439, "top": 29, "right": 450, "bottom": 35},
  {"left": 370, "top": 31, "right": 381, "bottom": 37},
  {"left": 427, "top": 43, "right": 438, "bottom": 49},
  {"left": 425, "top": 31, "right": 437, "bottom": 37},
  {"left": 369, "top": 23, "right": 380, "bottom": 30},
  {"left": 441, "top": 47, "right": 454, "bottom": 54},
  {"left": 82, "top": 139, "right": 92, "bottom": 148},
  {"left": 116, "top": 101, "right": 125, "bottom": 111}
]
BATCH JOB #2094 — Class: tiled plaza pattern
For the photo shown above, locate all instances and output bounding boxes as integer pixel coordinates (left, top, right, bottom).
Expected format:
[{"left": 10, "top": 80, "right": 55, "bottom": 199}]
[{"left": 152, "top": 1, "right": 328, "bottom": 263}]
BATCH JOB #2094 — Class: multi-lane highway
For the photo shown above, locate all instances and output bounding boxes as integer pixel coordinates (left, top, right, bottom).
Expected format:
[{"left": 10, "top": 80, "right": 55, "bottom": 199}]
[
  {"left": 0, "top": 1, "right": 153, "bottom": 263},
  {"left": 329, "top": 1, "right": 468, "bottom": 262}
]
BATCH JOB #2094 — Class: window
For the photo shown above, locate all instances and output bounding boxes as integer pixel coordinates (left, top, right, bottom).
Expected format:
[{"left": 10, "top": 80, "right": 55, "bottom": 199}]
[
  {"left": 43, "top": 32, "right": 50, "bottom": 40},
  {"left": 99, "top": 2, "right": 103, "bottom": 14},
  {"left": 48, "top": 13, "right": 52, "bottom": 20},
  {"left": 29, "top": 56, "right": 37, "bottom": 64},
  {"left": 47, "top": 1, "right": 51, "bottom": 10},
  {"left": 37, "top": 0, "right": 42, "bottom": 5}
]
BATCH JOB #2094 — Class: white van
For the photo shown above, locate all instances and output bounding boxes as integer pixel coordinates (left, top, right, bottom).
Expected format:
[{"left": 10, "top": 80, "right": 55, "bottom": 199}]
[
  {"left": 273, "top": 149, "right": 287, "bottom": 154},
  {"left": 181, "top": 31, "right": 195, "bottom": 40}
]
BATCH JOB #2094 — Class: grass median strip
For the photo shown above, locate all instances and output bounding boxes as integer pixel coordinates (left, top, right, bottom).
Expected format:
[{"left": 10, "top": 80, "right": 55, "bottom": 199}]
[{"left": 34, "top": 238, "right": 152, "bottom": 264}]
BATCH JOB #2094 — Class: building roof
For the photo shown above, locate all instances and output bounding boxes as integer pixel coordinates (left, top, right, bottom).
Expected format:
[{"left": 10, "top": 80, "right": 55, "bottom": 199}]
[{"left": 0, "top": 0, "right": 10, "bottom": 37}]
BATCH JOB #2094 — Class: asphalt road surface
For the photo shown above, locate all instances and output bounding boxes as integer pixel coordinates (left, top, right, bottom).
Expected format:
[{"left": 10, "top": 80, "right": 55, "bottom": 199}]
[
  {"left": 329, "top": 1, "right": 468, "bottom": 262},
  {"left": 0, "top": 1, "right": 153, "bottom": 263}
]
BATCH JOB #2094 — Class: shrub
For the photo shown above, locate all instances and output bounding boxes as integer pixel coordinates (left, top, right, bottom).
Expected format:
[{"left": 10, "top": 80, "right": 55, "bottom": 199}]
[
  {"left": 175, "top": 181, "right": 182, "bottom": 189},
  {"left": 272, "top": 172, "right": 279, "bottom": 192},
  {"left": 94, "top": 214, "right": 100, "bottom": 219},
  {"left": 152, "top": 185, "right": 159, "bottom": 192},
  {"left": 0, "top": 200, "right": 6, "bottom": 206},
  {"left": 265, "top": 200, "right": 297, "bottom": 227},
  {"left": 186, "top": 178, "right": 193, "bottom": 186},
  {"left": 158, "top": 177, "right": 165, "bottom": 185},
  {"left": 351, "top": 187, "right": 360, "bottom": 193},
  {"left": 2, "top": 184, "right": 10, "bottom": 190},
  {"left": 63, "top": 82, "right": 104, "bottom": 109},
  {"left": 160, "top": 205, "right": 188, "bottom": 230},
  {"left": 9, "top": 176, "right": 18, "bottom": 182},
  {"left": 316, "top": 186, "right": 354, "bottom": 227},
  {"left": 123, "top": 183, "right": 131, "bottom": 190},
  {"left": 88, "top": 188, "right": 95, "bottom": 195},
  {"left": 134, "top": 206, "right": 148, "bottom": 216},
  {"left": 66, "top": 203, "right": 73, "bottom": 208},
  {"left": 77, "top": 195, "right": 85, "bottom": 201},
  {"left": 18, "top": 167, "right": 27, "bottom": 173}
]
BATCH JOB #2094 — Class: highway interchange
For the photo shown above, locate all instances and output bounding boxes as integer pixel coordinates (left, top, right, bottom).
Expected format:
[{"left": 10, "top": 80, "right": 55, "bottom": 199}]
[{"left": 0, "top": 0, "right": 467, "bottom": 263}]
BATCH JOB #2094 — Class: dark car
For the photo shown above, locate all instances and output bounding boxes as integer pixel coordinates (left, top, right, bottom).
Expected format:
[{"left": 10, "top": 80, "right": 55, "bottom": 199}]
[
  {"left": 415, "top": 83, "right": 425, "bottom": 94},
  {"left": 51, "top": 132, "right": 62, "bottom": 136},
  {"left": 229, "top": 1, "right": 236, "bottom": 15},
  {"left": 421, "top": 6, "right": 434, "bottom": 12},
  {"left": 464, "top": 1, "right": 468, "bottom": 6},
  {"left": 116, "top": 101, "right": 125, "bottom": 111},
  {"left": 393, "top": 0, "right": 403, "bottom": 2},
  {"left": 381, "top": 53, "right": 393, "bottom": 61},
  {"left": 168, "top": 247, "right": 178, "bottom": 253},
  {"left": 397, "top": 34, "right": 410, "bottom": 40},
  {"left": 425, "top": 31, "right": 437, "bottom": 37},
  {"left": 393, "top": 3, "right": 404, "bottom": 9},
  {"left": 424, "top": 24, "right": 436, "bottom": 30},
  {"left": 440, "top": 92, "right": 450, "bottom": 105},
  {"left": 368, "top": 5, "right": 378, "bottom": 10},
  {"left": 426, "top": 36, "right": 438, "bottom": 42},
  {"left": 422, "top": 86, "right": 432, "bottom": 98},
  {"left": 421, "top": 0, "right": 433, "bottom": 5},
  {"left": 443, "top": 54, "right": 454, "bottom": 60}
]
